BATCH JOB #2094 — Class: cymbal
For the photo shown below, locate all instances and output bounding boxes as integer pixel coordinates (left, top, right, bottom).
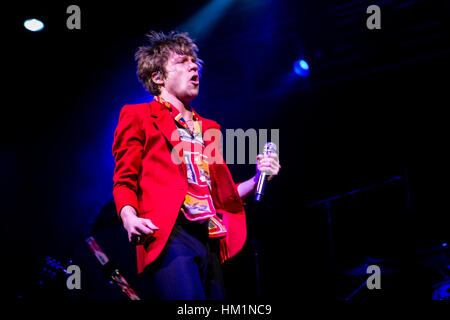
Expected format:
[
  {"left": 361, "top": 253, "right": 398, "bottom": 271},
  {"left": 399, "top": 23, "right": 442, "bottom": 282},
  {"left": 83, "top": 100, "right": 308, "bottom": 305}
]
[
  {"left": 343, "top": 256, "right": 398, "bottom": 276},
  {"left": 416, "top": 243, "right": 449, "bottom": 267},
  {"left": 344, "top": 263, "right": 399, "bottom": 276},
  {"left": 416, "top": 243, "right": 449, "bottom": 256},
  {"left": 417, "top": 253, "right": 450, "bottom": 267}
]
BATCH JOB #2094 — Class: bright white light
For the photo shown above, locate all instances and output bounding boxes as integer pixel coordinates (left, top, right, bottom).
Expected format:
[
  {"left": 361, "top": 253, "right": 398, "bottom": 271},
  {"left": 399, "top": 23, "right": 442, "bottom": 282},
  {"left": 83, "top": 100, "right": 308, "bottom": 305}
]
[
  {"left": 24, "top": 19, "right": 44, "bottom": 32},
  {"left": 293, "top": 59, "right": 310, "bottom": 77},
  {"left": 299, "top": 60, "right": 309, "bottom": 70}
]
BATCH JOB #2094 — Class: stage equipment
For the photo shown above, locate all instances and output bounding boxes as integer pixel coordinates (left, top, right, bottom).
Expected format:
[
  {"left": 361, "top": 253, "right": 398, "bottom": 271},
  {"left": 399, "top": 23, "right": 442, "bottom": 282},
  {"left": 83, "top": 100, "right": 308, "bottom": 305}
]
[{"left": 85, "top": 236, "right": 140, "bottom": 300}]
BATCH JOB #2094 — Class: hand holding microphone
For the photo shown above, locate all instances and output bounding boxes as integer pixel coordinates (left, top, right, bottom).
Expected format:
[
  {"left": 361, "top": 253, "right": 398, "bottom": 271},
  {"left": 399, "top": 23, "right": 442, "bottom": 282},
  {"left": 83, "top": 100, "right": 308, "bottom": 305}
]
[{"left": 255, "top": 142, "right": 280, "bottom": 201}]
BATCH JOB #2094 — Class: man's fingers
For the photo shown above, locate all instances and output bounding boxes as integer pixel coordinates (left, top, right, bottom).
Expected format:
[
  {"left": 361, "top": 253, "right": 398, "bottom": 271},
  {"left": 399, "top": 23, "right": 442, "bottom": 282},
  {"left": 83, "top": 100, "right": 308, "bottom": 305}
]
[
  {"left": 258, "top": 153, "right": 278, "bottom": 160},
  {"left": 270, "top": 161, "right": 280, "bottom": 171},
  {"left": 259, "top": 156, "right": 280, "bottom": 166},
  {"left": 144, "top": 219, "right": 159, "bottom": 231},
  {"left": 255, "top": 151, "right": 280, "bottom": 183},
  {"left": 258, "top": 156, "right": 280, "bottom": 175},
  {"left": 259, "top": 161, "right": 279, "bottom": 171},
  {"left": 135, "top": 224, "right": 153, "bottom": 236},
  {"left": 269, "top": 152, "right": 278, "bottom": 160},
  {"left": 125, "top": 217, "right": 160, "bottom": 245}
]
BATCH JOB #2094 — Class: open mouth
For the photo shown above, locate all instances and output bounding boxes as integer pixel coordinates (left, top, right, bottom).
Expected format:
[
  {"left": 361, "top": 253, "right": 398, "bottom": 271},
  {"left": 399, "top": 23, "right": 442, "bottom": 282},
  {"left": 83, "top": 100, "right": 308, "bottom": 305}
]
[{"left": 190, "top": 74, "right": 199, "bottom": 85}]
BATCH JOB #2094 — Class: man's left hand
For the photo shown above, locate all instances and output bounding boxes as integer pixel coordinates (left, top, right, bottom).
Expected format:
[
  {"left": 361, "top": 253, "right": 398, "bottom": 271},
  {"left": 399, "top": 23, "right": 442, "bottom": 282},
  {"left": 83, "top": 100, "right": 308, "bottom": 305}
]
[{"left": 256, "top": 152, "right": 281, "bottom": 181}]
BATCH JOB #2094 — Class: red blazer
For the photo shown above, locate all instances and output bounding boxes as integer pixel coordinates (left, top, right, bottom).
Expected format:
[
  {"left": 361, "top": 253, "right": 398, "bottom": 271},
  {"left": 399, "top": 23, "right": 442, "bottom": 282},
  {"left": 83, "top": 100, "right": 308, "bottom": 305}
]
[{"left": 112, "top": 100, "right": 246, "bottom": 274}]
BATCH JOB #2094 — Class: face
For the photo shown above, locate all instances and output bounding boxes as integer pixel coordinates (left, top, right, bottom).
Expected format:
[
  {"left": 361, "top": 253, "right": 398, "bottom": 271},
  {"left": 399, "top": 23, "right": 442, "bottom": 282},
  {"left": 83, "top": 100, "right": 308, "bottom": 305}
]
[{"left": 162, "top": 51, "right": 200, "bottom": 103}]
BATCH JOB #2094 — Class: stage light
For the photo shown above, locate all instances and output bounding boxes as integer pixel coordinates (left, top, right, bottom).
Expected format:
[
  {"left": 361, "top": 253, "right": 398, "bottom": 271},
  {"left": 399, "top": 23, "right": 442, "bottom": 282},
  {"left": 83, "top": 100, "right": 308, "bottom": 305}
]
[
  {"left": 24, "top": 18, "right": 44, "bottom": 32},
  {"left": 293, "top": 59, "right": 309, "bottom": 77},
  {"left": 178, "top": 0, "right": 236, "bottom": 40}
]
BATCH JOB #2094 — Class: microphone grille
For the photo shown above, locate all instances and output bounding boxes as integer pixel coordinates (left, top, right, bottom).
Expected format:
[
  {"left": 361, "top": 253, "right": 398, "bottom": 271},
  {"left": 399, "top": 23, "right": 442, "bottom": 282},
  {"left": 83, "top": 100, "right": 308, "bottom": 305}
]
[{"left": 263, "top": 142, "right": 277, "bottom": 154}]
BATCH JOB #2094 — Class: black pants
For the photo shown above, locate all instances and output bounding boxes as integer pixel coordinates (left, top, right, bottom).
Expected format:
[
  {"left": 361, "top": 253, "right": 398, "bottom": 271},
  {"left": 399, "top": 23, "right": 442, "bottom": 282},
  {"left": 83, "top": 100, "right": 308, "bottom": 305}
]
[{"left": 136, "top": 213, "right": 226, "bottom": 300}]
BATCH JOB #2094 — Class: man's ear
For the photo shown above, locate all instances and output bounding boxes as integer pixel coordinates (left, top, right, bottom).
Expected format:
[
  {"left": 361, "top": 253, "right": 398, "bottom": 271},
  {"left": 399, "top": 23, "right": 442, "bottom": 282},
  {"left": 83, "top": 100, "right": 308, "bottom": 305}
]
[{"left": 151, "top": 71, "right": 164, "bottom": 85}]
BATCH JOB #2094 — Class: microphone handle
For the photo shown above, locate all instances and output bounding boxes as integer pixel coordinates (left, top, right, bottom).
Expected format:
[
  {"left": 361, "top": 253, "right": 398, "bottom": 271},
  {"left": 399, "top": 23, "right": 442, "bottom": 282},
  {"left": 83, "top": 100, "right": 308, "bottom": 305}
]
[{"left": 255, "top": 172, "right": 268, "bottom": 202}]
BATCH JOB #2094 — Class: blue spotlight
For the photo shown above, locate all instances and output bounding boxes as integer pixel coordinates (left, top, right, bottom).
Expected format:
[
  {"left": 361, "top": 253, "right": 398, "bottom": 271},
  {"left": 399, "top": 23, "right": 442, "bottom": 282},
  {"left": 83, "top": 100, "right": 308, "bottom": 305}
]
[
  {"left": 24, "top": 18, "right": 44, "bottom": 32},
  {"left": 178, "top": 0, "right": 236, "bottom": 40},
  {"left": 293, "top": 59, "right": 309, "bottom": 77}
]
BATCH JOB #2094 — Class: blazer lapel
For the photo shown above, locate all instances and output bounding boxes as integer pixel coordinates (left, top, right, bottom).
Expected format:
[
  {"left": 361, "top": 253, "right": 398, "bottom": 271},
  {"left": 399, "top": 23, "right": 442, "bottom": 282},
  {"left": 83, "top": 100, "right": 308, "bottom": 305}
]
[{"left": 150, "top": 102, "right": 184, "bottom": 163}]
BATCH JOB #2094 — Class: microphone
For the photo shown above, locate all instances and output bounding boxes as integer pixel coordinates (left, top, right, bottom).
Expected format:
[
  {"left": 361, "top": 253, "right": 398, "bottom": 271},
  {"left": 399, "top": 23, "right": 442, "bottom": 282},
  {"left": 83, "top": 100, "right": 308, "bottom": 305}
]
[{"left": 255, "top": 142, "right": 277, "bottom": 202}]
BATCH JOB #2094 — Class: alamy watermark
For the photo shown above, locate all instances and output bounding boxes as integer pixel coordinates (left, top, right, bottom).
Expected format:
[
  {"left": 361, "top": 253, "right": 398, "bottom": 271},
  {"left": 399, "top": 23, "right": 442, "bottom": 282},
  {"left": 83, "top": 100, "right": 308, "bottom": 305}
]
[
  {"left": 366, "top": 5, "right": 381, "bottom": 30},
  {"left": 66, "top": 264, "right": 81, "bottom": 290},
  {"left": 170, "top": 125, "right": 279, "bottom": 165},
  {"left": 54, "top": 4, "right": 382, "bottom": 32},
  {"left": 366, "top": 264, "right": 381, "bottom": 290},
  {"left": 66, "top": 5, "right": 81, "bottom": 30}
]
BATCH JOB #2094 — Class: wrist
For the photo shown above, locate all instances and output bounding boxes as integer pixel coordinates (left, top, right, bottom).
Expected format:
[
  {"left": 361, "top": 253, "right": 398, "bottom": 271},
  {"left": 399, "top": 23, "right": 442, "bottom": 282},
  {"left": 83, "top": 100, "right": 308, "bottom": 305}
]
[
  {"left": 248, "top": 174, "right": 259, "bottom": 194},
  {"left": 120, "top": 205, "right": 138, "bottom": 221}
]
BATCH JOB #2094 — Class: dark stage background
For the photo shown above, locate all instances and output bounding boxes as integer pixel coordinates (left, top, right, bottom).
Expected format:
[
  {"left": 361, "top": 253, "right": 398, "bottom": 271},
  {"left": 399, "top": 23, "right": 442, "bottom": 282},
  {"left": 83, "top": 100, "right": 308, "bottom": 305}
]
[{"left": 2, "top": 0, "right": 449, "bottom": 303}]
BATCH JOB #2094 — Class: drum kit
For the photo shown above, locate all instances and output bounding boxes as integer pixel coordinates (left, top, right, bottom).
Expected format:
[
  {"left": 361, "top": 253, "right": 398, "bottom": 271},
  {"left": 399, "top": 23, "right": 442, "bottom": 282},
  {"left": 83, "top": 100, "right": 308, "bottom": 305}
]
[
  {"left": 343, "top": 243, "right": 450, "bottom": 301},
  {"left": 340, "top": 243, "right": 449, "bottom": 300},
  {"left": 416, "top": 243, "right": 450, "bottom": 300},
  {"left": 309, "top": 173, "right": 449, "bottom": 300}
]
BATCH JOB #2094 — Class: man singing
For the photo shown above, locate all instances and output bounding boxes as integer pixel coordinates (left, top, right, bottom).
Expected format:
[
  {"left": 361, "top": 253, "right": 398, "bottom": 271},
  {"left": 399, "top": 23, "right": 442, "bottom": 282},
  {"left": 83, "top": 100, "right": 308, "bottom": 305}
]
[{"left": 112, "top": 31, "right": 280, "bottom": 300}]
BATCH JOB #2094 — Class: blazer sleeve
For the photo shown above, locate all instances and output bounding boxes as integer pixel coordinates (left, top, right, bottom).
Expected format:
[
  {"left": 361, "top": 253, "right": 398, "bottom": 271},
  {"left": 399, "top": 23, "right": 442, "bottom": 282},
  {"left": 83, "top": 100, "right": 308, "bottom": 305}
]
[{"left": 112, "top": 105, "right": 145, "bottom": 216}]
